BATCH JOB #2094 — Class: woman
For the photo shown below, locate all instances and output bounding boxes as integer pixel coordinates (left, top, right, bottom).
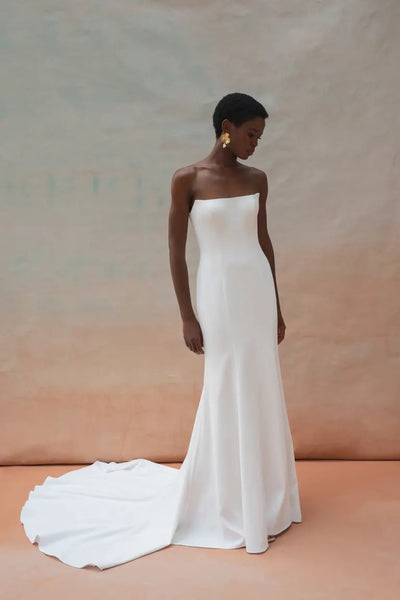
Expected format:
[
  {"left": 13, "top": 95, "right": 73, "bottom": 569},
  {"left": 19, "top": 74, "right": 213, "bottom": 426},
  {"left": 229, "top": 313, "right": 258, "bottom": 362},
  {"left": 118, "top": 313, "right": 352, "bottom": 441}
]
[
  {"left": 20, "top": 93, "right": 301, "bottom": 569},
  {"left": 167, "top": 92, "right": 302, "bottom": 552}
]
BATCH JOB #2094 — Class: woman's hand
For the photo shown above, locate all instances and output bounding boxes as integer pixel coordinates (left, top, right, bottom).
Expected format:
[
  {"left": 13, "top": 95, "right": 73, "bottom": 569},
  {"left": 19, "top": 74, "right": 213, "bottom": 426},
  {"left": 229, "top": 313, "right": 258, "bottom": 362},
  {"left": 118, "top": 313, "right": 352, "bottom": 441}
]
[
  {"left": 277, "top": 312, "right": 286, "bottom": 344},
  {"left": 183, "top": 317, "right": 204, "bottom": 354}
]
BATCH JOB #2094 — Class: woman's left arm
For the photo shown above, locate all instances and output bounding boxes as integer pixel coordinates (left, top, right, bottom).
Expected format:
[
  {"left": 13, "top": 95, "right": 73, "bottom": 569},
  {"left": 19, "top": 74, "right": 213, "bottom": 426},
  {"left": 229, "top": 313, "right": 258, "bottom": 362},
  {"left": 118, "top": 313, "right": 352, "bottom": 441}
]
[{"left": 257, "top": 170, "right": 286, "bottom": 343}]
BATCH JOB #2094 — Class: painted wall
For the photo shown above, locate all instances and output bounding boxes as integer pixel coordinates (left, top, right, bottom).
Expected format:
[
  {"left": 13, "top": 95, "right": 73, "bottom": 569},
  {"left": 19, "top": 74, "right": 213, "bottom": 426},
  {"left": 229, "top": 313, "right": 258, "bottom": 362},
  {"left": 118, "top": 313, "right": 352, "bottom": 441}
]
[{"left": 1, "top": 1, "right": 399, "bottom": 463}]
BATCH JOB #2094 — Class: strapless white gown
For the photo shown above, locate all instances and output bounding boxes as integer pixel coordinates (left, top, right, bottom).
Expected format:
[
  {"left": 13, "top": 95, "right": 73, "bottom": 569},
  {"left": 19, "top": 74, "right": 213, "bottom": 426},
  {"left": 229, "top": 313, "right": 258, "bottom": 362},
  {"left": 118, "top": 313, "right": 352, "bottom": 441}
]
[{"left": 20, "top": 192, "right": 302, "bottom": 569}]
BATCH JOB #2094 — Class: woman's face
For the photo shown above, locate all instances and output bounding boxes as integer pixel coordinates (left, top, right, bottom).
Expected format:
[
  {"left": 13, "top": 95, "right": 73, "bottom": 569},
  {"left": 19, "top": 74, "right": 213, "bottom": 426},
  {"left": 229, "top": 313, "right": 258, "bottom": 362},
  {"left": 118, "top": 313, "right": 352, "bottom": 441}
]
[{"left": 227, "top": 116, "right": 265, "bottom": 160}]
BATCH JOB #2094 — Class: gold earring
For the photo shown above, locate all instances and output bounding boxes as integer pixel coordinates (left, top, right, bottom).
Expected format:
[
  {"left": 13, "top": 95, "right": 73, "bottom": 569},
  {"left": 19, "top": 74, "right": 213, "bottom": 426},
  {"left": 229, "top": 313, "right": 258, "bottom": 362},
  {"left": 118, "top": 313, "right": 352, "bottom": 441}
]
[{"left": 221, "top": 131, "right": 230, "bottom": 148}]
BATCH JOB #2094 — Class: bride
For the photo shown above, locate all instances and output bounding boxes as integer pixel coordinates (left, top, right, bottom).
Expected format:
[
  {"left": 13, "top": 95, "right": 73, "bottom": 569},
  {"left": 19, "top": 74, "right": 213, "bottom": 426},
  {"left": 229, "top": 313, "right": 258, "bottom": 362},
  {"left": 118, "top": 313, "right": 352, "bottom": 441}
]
[{"left": 20, "top": 92, "right": 302, "bottom": 569}]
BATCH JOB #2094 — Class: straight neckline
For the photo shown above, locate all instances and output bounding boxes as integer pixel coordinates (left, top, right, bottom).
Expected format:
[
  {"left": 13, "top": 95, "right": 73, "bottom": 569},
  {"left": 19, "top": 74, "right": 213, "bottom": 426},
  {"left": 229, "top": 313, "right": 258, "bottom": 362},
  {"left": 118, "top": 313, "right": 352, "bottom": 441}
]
[{"left": 193, "top": 192, "right": 260, "bottom": 203}]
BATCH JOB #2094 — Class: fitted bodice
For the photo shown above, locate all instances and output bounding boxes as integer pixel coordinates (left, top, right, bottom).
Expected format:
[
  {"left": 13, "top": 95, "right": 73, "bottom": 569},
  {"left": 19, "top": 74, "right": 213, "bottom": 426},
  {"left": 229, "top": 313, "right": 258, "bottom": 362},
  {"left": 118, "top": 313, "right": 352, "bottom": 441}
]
[{"left": 189, "top": 193, "right": 261, "bottom": 260}]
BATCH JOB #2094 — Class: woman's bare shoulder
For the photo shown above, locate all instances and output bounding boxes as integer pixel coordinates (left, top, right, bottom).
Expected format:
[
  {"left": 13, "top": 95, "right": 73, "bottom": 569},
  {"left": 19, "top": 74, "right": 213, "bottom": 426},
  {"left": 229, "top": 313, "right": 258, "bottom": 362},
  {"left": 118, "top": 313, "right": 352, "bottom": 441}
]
[
  {"left": 172, "top": 159, "right": 207, "bottom": 179},
  {"left": 171, "top": 162, "right": 204, "bottom": 188},
  {"left": 254, "top": 168, "right": 268, "bottom": 199},
  {"left": 171, "top": 163, "right": 204, "bottom": 207},
  {"left": 245, "top": 165, "right": 268, "bottom": 181},
  {"left": 171, "top": 161, "right": 209, "bottom": 200},
  {"left": 171, "top": 165, "right": 193, "bottom": 196},
  {"left": 238, "top": 165, "right": 268, "bottom": 194}
]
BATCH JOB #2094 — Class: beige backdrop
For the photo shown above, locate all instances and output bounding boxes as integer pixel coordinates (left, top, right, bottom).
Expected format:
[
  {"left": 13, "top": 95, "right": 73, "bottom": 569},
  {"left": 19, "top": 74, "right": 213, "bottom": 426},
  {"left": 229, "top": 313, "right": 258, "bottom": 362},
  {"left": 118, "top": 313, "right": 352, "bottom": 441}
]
[{"left": 1, "top": 1, "right": 399, "bottom": 464}]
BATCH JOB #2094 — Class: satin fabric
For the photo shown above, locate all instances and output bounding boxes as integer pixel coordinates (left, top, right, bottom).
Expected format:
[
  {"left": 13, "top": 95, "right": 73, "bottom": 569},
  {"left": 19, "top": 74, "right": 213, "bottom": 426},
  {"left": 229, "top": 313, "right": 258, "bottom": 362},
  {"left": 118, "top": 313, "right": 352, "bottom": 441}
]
[{"left": 20, "top": 193, "right": 302, "bottom": 569}]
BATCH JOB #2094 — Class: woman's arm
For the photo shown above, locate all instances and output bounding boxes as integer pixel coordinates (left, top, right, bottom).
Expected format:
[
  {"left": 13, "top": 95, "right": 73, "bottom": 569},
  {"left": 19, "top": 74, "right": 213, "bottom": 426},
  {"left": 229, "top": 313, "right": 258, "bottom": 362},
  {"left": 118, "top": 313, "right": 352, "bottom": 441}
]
[
  {"left": 256, "top": 171, "right": 286, "bottom": 343},
  {"left": 168, "top": 168, "right": 204, "bottom": 354}
]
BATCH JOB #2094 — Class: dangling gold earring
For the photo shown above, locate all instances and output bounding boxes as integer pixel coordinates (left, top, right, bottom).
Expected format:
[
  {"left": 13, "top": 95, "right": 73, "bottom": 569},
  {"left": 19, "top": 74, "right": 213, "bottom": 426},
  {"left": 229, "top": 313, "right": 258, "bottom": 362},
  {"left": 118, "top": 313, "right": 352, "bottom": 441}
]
[{"left": 220, "top": 131, "right": 231, "bottom": 148}]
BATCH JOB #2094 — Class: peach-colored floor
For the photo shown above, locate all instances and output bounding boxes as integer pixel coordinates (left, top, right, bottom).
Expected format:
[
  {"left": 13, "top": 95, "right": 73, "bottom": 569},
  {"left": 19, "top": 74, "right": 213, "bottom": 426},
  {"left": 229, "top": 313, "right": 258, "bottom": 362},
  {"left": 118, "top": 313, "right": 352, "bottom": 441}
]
[{"left": 1, "top": 460, "right": 399, "bottom": 599}]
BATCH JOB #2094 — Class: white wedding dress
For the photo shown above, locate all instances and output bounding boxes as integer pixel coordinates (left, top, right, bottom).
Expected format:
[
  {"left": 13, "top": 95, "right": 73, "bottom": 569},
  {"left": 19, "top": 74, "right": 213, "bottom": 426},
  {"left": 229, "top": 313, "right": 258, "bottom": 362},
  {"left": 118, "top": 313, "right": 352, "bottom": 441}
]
[{"left": 20, "top": 192, "right": 302, "bottom": 569}]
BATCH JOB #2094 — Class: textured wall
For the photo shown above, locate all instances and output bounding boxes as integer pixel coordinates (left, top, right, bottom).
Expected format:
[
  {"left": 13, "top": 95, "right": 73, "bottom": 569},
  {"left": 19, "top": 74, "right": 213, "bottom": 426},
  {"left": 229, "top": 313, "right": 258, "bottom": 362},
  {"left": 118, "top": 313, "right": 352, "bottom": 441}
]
[{"left": 1, "top": 1, "right": 399, "bottom": 463}]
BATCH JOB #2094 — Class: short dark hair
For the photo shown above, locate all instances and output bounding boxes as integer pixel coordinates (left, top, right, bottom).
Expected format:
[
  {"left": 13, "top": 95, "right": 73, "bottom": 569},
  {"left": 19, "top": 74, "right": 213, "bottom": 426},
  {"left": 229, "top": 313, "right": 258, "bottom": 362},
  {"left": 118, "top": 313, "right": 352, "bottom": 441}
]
[{"left": 212, "top": 92, "right": 269, "bottom": 138}]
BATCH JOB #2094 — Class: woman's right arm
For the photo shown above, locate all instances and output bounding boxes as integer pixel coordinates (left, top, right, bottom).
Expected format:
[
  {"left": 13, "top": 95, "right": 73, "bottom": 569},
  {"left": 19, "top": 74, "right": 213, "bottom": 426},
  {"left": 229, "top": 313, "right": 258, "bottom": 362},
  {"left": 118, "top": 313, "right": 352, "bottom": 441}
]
[{"left": 168, "top": 168, "right": 204, "bottom": 354}]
